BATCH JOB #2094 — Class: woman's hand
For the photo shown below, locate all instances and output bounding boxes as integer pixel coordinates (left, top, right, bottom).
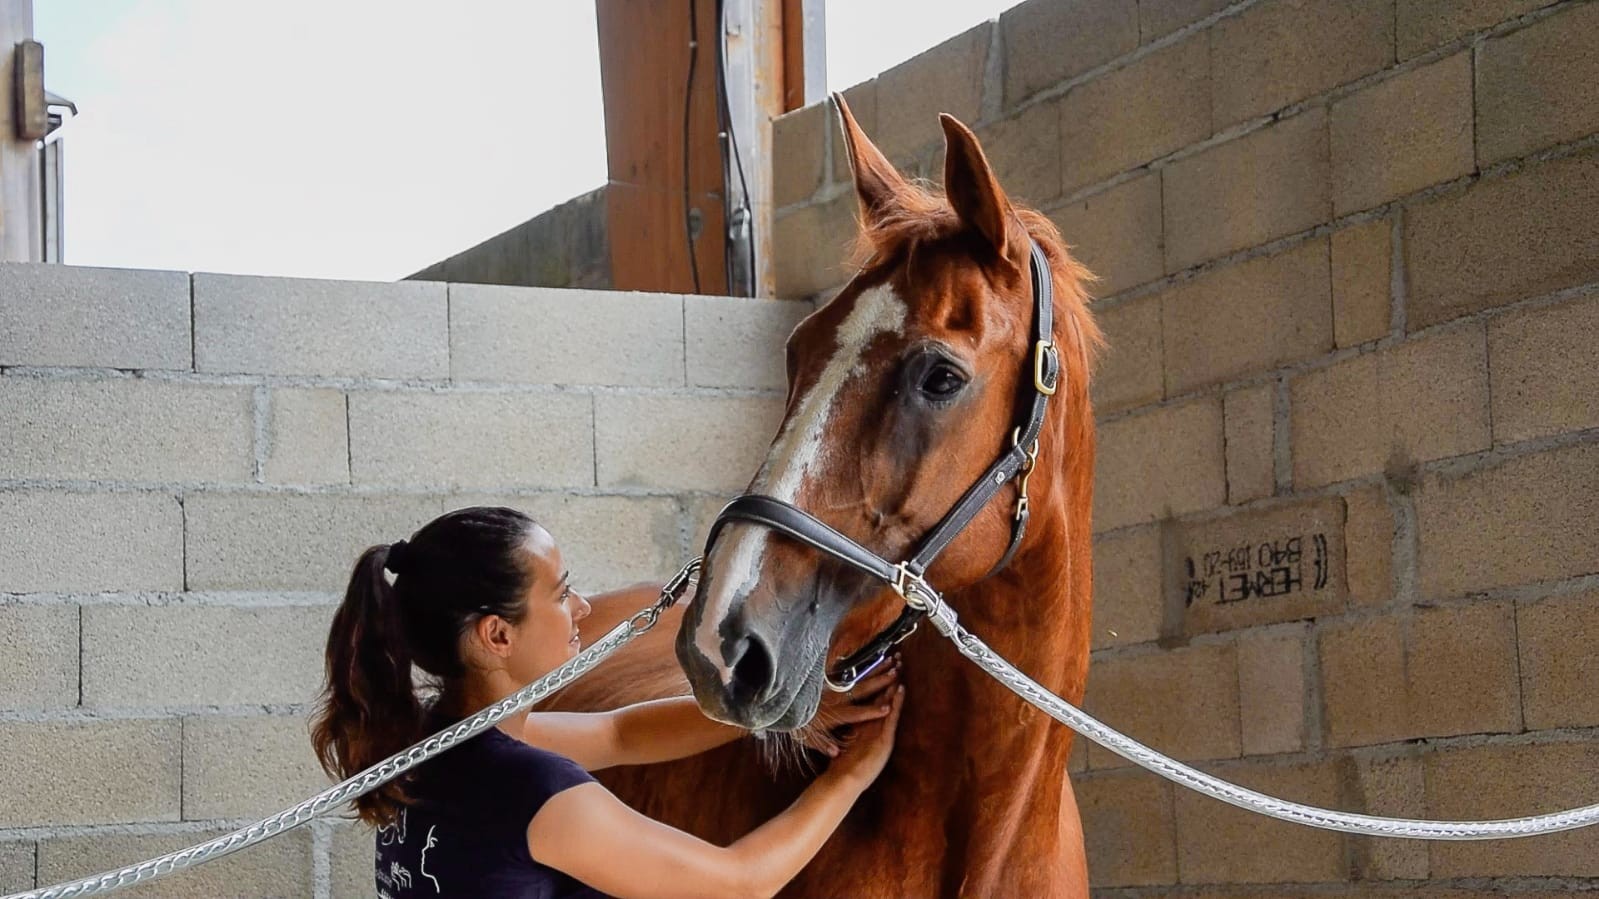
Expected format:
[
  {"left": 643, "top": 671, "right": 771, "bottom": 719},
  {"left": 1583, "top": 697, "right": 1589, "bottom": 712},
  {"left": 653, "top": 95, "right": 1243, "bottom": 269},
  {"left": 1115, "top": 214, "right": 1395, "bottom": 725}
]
[
  {"left": 801, "top": 656, "right": 902, "bottom": 757},
  {"left": 821, "top": 682, "right": 904, "bottom": 790}
]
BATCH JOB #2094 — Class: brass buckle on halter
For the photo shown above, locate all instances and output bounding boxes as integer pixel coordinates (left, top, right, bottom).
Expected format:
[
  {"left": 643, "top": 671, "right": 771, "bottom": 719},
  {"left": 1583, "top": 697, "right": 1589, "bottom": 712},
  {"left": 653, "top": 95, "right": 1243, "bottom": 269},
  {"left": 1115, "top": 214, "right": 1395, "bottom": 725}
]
[
  {"left": 1034, "top": 340, "right": 1059, "bottom": 396},
  {"left": 1011, "top": 428, "right": 1040, "bottom": 521}
]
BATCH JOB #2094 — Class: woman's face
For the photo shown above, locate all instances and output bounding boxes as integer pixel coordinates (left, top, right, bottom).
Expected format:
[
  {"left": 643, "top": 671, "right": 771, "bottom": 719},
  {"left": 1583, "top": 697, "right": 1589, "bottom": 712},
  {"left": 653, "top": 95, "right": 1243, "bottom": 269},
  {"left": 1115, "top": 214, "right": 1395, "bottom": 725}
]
[{"left": 507, "top": 524, "right": 592, "bottom": 682}]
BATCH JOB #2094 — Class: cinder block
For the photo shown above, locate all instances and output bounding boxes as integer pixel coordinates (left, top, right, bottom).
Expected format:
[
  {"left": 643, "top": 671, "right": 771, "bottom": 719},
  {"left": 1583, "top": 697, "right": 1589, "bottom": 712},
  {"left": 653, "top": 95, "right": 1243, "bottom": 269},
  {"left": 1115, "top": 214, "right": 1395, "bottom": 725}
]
[
  {"left": 348, "top": 390, "right": 593, "bottom": 489},
  {"left": 1331, "top": 52, "right": 1475, "bottom": 216},
  {"left": 1058, "top": 35, "right": 1211, "bottom": 196},
  {"left": 1209, "top": 0, "right": 1395, "bottom": 128},
  {"left": 1173, "top": 759, "right": 1344, "bottom": 883},
  {"left": 194, "top": 273, "right": 447, "bottom": 379},
  {"left": 1237, "top": 626, "right": 1307, "bottom": 755},
  {"left": 831, "top": 80, "right": 877, "bottom": 184},
  {"left": 1319, "top": 602, "right": 1520, "bottom": 747},
  {"left": 1090, "top": 295, "right": 1163, "bottom": 414},
  {"left": 685, "top": 494, "right": 740, "bottom": 561},
  {"left": 1163, "top": 110, "right": 1331, "bottom": 272},
  {"left": 1091, "top": 525, "right": 1163, "bottom": 649},
  {"left": 1083, "top": 643, "right": 1239, "bottom": 768},
  {"left": 37, "top": 827, "right": 314, "bottom": 898},
  {"left": 976, "top": 99, "right": 1062, "bottom": 207},
  {"left": 1405, "top": 152, "right": 1599, "bottom": 329},
  {"left": 0, "top": 377, "right": 253, "bottom": 482},
  {"left": 1000, "top": 0, "right": 1138, "bottom": 107},
  {"left": 1415, "top": 442, "right": 1599, "bottom": 597},
  {"left": 774, "top": 194, "right": 857, "bottom": 299},
  {"left": 1291, "top": 323, "right": 1489, "bottom": 489},
  {"left": 512, "top": 494, "right": 684, "bottom": 593},
  {"left": 182, "top": 715, "right": 327, "bottom": 819},
  {"left": 1077, "top": 769, "right": 1178, "bottom": 887},
  {"left": 1174, "top": 497, "right": 1346, "bottom": 634},
  {"left": 0, "top": 490, "right": 183, "bottom": 593},
  {"left": 1398, "top": 0, "right": 1551, "bottom": 60},
  {"left": 1047, "top": 172, "right": 1163, "bottom": 296},
  {"left": 82, "top": 605, "right": 331, "bottom": 707},
  {"left": 1162, "top": 239, "right": 1333, "bottom": 394},
  {"left": 1331, "top": 219, "right": 1392, "bottom": 348},
  {"left": 449, "top": 285, "right": 685, "bottom": 387},
  {"left": 0, "top": 719, "right": 179, "bottom": 827},
  {"left": 1408, "top": 603, "right": 1520, "bottom": 737},
  {"left": 1488, "top": 291, "right": 1599, "bottom": 444},
  {"left": 0, "top": 264, "right": 190, "bottom": 369},
  {"left": 685, "top": 295, "right": 810, "bottom": 391},
  {"left": 1479, "top": 1, "right": 1599, "bottom": 165},
  {"left": 874, "top": 23, "right": 990, "bottom": 160},
  {"left": 0, "top": 841, "right": 31, "bottom": 893},
  {"left": 1094, "top": 396, "right": 1225, "bottom": 532},
  {"left": 1068, "top": 736, "right": 1087, "bottom": 773},
  {"left": 0, "top": 604, "right": 78, "bottom": 710},
  {"left": 1518, "top": 590, "right": 1599, "bottom": 730},
  {"left": 331, "top": 820, "right": 376, "bottom": 898},
  {"left": 1343, "top": 486, "right": 1394, "bottom": 606},
  {"left": 594, "top": 394, "right": 784, "bottom": 492},
  {"left": 262, "top": 388, "right": 348, "bottom": 485},
  {"left": 1224, "top": 384, "right": 1276, "bottom": 505},
  {"left": 773, "top": 101, "right": 827, "bottom": 207},
  {"left": 1317, "top": 615, "right": 1405, "bottom": 747},
  {"left": 1138, "top": 0, "right": 1231, "bottom": 41},
  {"left": 1347, "top": 752, "right": 1430, "bottom": 880},
  {"left": 1425, "top": 740, "right": 1599, "bottom": 876},
  {"left": 185, "top": 492, "right": 445, "bottom": 591}
]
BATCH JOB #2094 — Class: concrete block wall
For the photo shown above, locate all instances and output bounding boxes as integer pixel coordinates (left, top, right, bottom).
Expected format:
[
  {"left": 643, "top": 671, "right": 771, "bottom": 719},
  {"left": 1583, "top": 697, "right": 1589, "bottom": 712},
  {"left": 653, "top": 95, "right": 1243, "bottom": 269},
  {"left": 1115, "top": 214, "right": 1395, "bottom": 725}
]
[
  {"left": 777, "top": 0, "right": 1599, "bottom": 894},
  {"left": 0, "top": 263, "right": 808, "bottom": 896}
]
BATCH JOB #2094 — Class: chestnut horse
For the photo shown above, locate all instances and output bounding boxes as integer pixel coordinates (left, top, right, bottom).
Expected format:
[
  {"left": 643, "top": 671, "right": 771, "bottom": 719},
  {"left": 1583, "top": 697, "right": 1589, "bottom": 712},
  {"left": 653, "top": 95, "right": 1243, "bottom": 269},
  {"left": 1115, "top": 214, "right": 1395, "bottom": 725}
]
[{"left": 545, "top": 97, "right": 1101, "bottom": 897}]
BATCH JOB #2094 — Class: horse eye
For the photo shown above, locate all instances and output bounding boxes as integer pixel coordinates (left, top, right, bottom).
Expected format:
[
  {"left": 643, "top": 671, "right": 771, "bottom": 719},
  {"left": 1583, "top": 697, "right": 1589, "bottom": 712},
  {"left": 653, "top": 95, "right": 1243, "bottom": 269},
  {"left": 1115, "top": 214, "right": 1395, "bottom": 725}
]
[{"left": 919, "top": 364, "right": 967, "bottom": 400}]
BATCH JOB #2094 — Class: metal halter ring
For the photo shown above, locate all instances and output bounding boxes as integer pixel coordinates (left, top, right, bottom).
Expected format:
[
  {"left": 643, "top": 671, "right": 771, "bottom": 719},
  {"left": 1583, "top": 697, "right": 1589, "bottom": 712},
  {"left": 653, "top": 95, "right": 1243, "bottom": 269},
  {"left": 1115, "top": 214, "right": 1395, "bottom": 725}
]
[{"left": 890, "top": 563, "right": 936, "bottom": 611}]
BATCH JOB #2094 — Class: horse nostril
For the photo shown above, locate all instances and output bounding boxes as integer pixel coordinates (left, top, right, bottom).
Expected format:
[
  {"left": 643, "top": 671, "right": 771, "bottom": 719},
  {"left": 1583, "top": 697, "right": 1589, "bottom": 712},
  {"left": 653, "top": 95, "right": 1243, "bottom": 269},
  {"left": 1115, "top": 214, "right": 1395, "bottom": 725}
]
[{"left": 726, "top": 634, "right": 775, "bottom": 706}]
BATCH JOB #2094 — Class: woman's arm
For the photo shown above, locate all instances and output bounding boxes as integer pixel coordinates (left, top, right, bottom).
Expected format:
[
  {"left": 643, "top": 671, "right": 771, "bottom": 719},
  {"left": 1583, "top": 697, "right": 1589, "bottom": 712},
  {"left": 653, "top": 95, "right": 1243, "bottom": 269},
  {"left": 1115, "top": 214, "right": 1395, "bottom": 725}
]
[
  {"left": 524, "top": 697, "right": 740, "bottom": 771},
  {"left": 526, "top": 665, "right": 900, "bottom": 770},
  {"left": 527, "top": 686, "right": 903, "bottom": 899}
]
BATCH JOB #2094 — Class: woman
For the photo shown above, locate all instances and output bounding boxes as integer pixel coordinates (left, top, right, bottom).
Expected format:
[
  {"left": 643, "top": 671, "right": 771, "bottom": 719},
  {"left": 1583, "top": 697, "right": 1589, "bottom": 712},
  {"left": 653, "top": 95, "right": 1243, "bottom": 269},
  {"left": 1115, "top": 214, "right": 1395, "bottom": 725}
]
[{"left": 311, "top": 506, "right": 903, "bottom": 899}]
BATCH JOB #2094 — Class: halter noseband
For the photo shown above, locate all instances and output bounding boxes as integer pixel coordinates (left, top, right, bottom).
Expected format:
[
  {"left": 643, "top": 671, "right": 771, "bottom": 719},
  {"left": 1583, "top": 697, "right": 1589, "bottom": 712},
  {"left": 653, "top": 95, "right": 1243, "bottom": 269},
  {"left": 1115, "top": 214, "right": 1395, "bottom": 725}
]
[{"left": 702, "top": 239, "right": 1062, "bottom": 692}]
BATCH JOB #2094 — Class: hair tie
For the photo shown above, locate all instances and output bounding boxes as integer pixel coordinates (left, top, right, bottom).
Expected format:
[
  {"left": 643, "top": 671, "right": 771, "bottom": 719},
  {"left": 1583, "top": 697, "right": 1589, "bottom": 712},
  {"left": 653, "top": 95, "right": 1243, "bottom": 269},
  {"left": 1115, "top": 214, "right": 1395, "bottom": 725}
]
[{"left": 385, "top": 539, "right": 410, "bottom": 574}]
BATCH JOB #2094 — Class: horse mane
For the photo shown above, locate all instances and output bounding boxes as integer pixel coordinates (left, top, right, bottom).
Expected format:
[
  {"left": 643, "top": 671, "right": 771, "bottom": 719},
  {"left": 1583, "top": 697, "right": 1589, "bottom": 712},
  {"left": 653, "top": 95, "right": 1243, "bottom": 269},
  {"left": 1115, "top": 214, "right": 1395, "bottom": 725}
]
[{"left": 846, "top": 179, "right": 1105, "bottom": 411}]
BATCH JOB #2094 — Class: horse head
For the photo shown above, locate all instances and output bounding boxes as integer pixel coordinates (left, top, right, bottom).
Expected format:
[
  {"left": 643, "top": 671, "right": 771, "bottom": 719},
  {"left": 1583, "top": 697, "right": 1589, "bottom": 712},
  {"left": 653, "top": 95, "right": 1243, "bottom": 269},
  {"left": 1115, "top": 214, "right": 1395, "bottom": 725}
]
[{"left": 677, "top": 95, "right": 1100, "bottom": 731}]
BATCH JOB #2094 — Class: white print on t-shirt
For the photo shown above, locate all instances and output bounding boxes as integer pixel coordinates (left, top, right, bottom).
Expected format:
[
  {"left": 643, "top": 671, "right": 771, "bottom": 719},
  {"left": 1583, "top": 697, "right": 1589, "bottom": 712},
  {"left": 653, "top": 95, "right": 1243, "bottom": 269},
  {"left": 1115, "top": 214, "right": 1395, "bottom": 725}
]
[
  {"left": 389, "top": 861, "right": 412, "bottom": 890},
  {"left": 378, "top": 808, "right": 409, "bottom": 846},
  {"left": 420, "top": 825, "right": 442, "bottom": 894}
]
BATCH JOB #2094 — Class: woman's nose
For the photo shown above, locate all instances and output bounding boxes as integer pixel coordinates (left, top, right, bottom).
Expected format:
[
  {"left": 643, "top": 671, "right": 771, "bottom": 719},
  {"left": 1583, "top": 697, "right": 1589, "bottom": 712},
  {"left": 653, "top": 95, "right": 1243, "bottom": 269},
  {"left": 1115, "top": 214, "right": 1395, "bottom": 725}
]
[{"left": 575, "top": 594, "right": 592, "bottom": 620}]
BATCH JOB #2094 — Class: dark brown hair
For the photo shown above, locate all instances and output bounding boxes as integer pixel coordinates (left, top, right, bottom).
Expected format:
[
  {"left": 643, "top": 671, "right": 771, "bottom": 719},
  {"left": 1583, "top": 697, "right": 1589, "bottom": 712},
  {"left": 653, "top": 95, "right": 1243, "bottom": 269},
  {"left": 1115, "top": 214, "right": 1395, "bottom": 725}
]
[{"left": 310, "top": 506, "right": 539, "bottom": 825}]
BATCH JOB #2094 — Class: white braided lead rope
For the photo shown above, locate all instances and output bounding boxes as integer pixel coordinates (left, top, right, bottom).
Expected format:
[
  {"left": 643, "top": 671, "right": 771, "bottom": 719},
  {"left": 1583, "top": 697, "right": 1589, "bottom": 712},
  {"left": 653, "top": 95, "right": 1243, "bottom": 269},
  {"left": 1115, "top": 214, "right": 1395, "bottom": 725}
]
[
  {"left": 906, "top": 584, "right": 1599, "bottom": 840},
  {"left": 4, "top": 559, "right": 701, "bottom": 899}
]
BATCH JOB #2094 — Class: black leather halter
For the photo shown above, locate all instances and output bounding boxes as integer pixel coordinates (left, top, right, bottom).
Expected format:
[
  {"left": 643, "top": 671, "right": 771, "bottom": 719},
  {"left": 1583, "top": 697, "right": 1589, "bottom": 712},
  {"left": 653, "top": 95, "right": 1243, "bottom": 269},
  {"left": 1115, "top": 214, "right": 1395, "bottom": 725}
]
[{"left": 702, "top": 239, "right": 1062, "bottom": 692}]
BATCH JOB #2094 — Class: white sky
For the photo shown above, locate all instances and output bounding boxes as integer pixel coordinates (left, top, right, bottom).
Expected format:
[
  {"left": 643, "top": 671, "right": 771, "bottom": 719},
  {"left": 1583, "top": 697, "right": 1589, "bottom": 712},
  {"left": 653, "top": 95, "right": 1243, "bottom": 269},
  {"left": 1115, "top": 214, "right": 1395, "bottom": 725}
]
[{"left": 37, "top": 0, "right": 1019, "bottom": 282}]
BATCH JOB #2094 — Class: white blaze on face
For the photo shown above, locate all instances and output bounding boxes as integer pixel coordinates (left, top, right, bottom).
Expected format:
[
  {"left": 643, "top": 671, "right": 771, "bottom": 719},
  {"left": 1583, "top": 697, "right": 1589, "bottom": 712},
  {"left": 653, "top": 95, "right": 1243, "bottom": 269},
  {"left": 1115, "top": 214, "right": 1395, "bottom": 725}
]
[{"left": 693, "top": 284, "right": 908, "bottom": 667}]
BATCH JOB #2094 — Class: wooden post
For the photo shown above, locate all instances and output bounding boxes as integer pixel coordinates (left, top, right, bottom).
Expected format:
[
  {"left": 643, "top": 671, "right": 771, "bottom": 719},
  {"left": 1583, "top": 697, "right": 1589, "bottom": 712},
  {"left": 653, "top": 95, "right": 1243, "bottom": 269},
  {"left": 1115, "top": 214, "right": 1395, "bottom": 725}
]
[
  {"left": 595, "top": 0, "right": 822, "bottom": 297},
  {"left": 595, "top": 0, "right": 727, "bottom": 295}
]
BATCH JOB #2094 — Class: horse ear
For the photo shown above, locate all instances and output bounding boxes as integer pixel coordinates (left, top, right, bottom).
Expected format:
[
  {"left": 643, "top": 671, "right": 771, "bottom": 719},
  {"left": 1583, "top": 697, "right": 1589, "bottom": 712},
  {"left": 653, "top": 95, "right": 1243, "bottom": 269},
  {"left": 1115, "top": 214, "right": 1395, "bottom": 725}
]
[
  {"left": 832, "top": 91, "right": 906, "bottom": 224},
  {"left": 939, "top": 113, "right": 1013, "bottom": 258}
]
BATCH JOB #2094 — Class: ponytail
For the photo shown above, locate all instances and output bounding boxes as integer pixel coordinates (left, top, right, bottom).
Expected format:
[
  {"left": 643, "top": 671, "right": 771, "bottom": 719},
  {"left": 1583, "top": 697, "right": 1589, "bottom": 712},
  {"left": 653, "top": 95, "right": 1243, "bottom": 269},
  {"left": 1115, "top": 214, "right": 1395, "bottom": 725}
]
[{"left": 311, "top": 543, "right": 423, "bottom": 827}]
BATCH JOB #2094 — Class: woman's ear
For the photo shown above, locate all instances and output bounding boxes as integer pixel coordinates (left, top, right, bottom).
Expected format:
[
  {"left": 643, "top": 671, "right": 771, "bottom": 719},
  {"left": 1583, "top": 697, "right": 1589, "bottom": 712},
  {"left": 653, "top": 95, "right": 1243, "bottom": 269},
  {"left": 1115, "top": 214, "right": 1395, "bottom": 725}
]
[{"left": 467, "top": 614, "right": 516, "bottom": 660}]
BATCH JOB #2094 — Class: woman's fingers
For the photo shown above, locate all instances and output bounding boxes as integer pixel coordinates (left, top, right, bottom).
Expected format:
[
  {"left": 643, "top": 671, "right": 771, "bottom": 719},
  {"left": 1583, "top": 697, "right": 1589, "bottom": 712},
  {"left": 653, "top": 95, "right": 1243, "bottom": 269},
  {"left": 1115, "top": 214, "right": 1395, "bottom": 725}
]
[
  {"left": 846, "top": 661, "right": 901, "bottom": 703},
  {"left": 826, "top": 701, "right": 894, "bottom": 725}
]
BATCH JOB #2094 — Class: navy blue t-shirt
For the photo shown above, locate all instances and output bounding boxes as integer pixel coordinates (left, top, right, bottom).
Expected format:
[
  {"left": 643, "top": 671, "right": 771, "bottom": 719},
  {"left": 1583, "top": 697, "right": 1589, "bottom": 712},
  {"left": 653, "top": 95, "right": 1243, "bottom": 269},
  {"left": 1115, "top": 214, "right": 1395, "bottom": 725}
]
[{"left": 374, "top": 725, "right": 609, "bottom": 898}]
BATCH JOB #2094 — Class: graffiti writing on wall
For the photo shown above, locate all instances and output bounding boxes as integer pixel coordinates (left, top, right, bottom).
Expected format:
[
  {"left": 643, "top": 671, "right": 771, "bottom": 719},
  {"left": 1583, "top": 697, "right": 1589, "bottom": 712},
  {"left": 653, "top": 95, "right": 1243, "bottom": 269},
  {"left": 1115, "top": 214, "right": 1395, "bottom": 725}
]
[{"left": 1184, "top": 534, "right": 1329, "bottom": 606}]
